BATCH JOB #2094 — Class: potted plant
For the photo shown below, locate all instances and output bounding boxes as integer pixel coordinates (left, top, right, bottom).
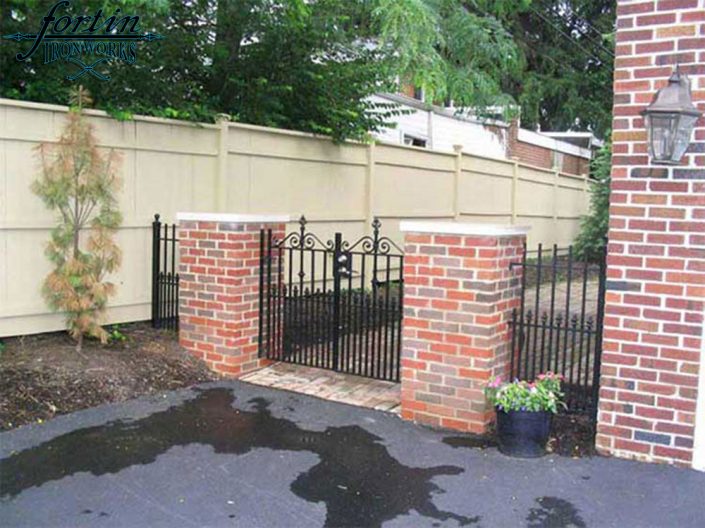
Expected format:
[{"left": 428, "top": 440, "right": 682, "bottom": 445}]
[{"left": 484, "top": 372, "right": 565, "bottom": 458}]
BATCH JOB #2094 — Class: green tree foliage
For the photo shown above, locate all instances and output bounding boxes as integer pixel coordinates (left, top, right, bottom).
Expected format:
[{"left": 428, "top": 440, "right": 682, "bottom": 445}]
[
  {"left": 374, "top": 0, "right": 522, "bottom": 108},
  {"left": 32, "top": 87, "right": 123, "bottom": 353},
  {"left": 1, "top": 1, "right": 614, "bottom": 139},
  {"left": 499, "top": 0, "right": 615, "bottom": 137},
  {"left": 574, "top": 140, "right": 611, "bottom": 262},
  {"left": 1, "top": 0, "right": 521, "bottom": 140}
]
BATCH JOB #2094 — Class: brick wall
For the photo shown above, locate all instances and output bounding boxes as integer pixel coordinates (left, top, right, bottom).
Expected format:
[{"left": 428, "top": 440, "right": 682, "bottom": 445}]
[
  {"left": 177, "top": 213, "right": 286, "bottom": 377},
  {"left": 399, "top": 222, "right": 526, "bottom": 434},
  {"left": 507, "top": 120, "right": 591, "bottom": 175},
  {"left": 509, "top": 135, "right": 552, "bottom": 169},
  {"left": 596, "top": 0, "right": 705, "bottom": 468}
]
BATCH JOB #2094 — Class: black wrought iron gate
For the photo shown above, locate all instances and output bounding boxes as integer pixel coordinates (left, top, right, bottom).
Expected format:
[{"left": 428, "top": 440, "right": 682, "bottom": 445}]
[
  {"left": 508, "top": 244, "right": 606, "bottom": 420},
  {"left": 258, "top": 216, "right": 404, "bottom": 382},
  {"left": 151, "top": 214, "right": 179, "bottom": 330}
]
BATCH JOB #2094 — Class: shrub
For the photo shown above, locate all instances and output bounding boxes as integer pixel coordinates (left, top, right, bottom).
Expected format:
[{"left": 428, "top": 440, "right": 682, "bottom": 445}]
[
  {"left": 484, "top": 372, "right": 565, "bottom": 414},
  {"left": 32, "top": 87, "right": 122, "bottom": 353},
  {"left": 574, "top": 140, "right": 611, "bottom": 262},
  {"left": 106, "top": 324, "right": 128, "bottom": 344}
]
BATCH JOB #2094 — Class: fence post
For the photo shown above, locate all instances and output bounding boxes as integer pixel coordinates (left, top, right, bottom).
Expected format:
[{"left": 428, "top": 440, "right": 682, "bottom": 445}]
[
  {"left": 332, "top": 232, "right": 343, "bottom": 370},
  {"left": 552, "top": 169, "right": 560, "bottom": 235},
  {"left": 591, "top": 242, "right": 607, "bottom": 423},
  {"left": 216, "top": 114, "right": 230, "bottom": 212},
  {"left": 177, "top": 212, "right": 289, "bottom": 377},
  {"left": 399, "top": 221, "right": 529, "bottom": 433},
  {"left": 151, "top": 214, "right": 161, "bottom": 328},
  {"left": 510, "top": 157, "right": 520, "bottom": 225},
  {"left": 453, "top": 144, "right": 462, "bottom": 220},
  {"left": 365, "top": 141, "right": 376, "bottom": 232}
]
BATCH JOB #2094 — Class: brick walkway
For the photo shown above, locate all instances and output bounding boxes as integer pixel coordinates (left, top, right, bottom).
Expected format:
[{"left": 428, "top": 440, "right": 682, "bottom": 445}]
[
  {"left": 240, "top": 363, "right": 401, "bottom": 414},
  {"left": 524, "top": 279, "right": 600, "bottom": 320},
  {"left": 241, "top": 281, "right": 599, "bottom": 415}
]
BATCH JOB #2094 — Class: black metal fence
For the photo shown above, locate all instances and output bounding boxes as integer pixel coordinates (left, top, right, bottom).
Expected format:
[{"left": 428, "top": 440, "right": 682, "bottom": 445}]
[
  {"left": 508, "top": 244, "right": 606, "bottom": 418},
  {"left": 151, "top": 214, "right": 179, "bottom": 330},
  {"left": 259, "top": 216, "right": 404, "bottom": 382}
]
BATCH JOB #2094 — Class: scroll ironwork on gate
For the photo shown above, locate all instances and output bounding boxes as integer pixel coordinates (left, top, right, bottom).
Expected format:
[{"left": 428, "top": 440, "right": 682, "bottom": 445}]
[{"left": 258, "top": 216, "right": 404, "bottom": 382}]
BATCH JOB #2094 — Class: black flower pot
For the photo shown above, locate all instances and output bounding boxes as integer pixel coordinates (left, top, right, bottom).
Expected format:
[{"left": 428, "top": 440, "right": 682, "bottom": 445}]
[{"left": 495, "top": 409, "right": 552, "bottom": 458}]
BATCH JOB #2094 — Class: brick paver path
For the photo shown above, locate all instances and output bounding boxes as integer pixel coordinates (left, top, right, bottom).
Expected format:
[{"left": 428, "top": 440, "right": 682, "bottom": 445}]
[
  {"left": 524, "top": 279, "right": 600, "bottom": 320},
  {"left": 241, "top": 363, "right": 401, "bottom": 413}
]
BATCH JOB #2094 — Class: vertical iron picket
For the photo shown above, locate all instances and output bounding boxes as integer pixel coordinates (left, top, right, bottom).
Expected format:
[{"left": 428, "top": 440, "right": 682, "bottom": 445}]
[
  {"left": 258, "top": 229, "right": 266, "bottom": 357},
  {"left": 257, "top": 216, "right": 403, "bottom": 382},
  {"left": 531, "top": 244, "right": 542, "bottom": 380},
  {"left": 151, "top": 214, "right": 179, "bottom": 330},
  {"left": 508, "top": 243, "right": 606, "bottom": 422},
  {"left": 151, "top": 214, "right": 161, "bottom": 327},
  {"left": 517, "top": 244, "right": 527, "bottom": 379},
  {"left": 591, "top": 244, "right": 608, "bottom": 421}
]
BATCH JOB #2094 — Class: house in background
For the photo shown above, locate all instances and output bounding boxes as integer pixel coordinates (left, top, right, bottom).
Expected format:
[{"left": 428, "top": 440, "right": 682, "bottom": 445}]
[{"left": 370, "top": 91, "right": 602, "bottom": 176}]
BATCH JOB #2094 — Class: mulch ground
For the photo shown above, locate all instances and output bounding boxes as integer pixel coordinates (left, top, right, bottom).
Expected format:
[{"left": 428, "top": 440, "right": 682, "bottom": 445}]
[
  {"left": 547, "top": 413, "right": 597, "bottom": 457},
  {"left": 477, "top": 413, "right": 597, "bottom": 458},
  {"left": 0, "top": 323, "right": 217, "bottom": 431},
  {"left": 0, "top": 324, "right": 596, "bottom": 457}
]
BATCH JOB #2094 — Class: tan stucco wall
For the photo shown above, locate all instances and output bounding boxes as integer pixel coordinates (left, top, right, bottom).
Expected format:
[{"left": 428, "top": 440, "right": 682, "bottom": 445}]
[{"left": 0, "top": 98, "right": 590, "bottom": 337}]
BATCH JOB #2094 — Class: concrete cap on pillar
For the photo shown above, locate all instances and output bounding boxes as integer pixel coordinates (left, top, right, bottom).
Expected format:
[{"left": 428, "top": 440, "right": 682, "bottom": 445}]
[
  {"left": 399, "top": 221, "right": 530, "bottom": 237},
  {"left": 176, "top": 212, "right": 290, "bottom": 223}
]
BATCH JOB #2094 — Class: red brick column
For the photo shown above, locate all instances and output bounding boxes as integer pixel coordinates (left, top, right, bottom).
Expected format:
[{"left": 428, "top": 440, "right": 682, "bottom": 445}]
[
  {"left": 597, "top": 0, "right": 705, "bottom": 469},
  {"left": 176, "top": 213, "right": 287, "bottom": 377},
  {"left": 399, "top": 221, "right": 527, "bottom": 434}
]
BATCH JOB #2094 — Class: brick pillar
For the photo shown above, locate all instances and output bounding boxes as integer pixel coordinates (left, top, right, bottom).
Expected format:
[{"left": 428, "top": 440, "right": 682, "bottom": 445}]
[
  {"left": 597, "top": 1, "right": 705, "bottom": 469},
  {"left": 176, "top": 213, "right": 287, "bottom": 377},
  {"left": 399, "top": 221, "right": 527, "bottom": 434}
]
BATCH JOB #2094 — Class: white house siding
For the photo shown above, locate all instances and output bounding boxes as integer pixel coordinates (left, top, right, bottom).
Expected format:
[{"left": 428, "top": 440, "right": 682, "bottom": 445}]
[
  {"left": 369, "top": 95, "right": 507, "bottom": 159},
  {"left": 430, "top": 112, "right": 506, "bottom": 158},
  {"left": 370, "top": 95, "right": 430, "bottom": 144}
]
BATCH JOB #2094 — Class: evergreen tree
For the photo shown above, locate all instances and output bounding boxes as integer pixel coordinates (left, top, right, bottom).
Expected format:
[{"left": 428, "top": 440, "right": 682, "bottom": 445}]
[
  {"left": 574, "top": 140, "right": 611, "bottom": 262},
  {"left": 32, "top": 86, "right": 123, "bottom": 353}
]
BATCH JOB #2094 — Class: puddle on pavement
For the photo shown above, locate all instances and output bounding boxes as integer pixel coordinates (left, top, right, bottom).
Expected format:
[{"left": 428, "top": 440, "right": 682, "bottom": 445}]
[
  {"left": 526, "top": 496, "right": 586, "bottom": 528},
  {"left": 1, "top": 388, "right": 479, "bottom": 527},
  {"left": 442, "top": 435, "right": 497, "bottom": 450}
]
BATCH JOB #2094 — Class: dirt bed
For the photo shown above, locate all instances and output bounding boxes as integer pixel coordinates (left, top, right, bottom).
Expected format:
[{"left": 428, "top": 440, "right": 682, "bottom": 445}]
[
  {"left": 547, "top": 413, "right": 597, "bottom": 457},
  {"left": 0, "top": 323, "right": 595, "bottom": 457},
  {"left": 0, "top": 323, "right": 217, "bottom": 431}
]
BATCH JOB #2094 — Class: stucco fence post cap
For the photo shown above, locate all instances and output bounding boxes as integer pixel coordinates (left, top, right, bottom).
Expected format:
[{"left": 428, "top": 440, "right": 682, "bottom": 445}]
[
  {"left": 398, "top": 221, "right": 530, "bottom": 237},
  {"left": 176, "top": 212, "right": 290, "bottom": 223}
]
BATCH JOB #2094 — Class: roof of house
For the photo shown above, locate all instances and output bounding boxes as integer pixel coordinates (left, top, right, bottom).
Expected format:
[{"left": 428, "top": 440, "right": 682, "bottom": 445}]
[
  {"left": 375, "top": 93, "right": 598, "bottom": 160},
  {"left": 542, "top": 132, "right": 605, "bottom": 150}
]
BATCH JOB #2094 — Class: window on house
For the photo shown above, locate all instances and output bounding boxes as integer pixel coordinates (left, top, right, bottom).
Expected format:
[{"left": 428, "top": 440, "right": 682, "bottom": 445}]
[{"left": 403, "top": 134, "right": 427, "bottom": 148}]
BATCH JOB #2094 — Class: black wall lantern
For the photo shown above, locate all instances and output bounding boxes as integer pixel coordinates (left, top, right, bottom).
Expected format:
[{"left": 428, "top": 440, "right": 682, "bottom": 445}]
[{"left": 642, "top": 68, "right": 702, "bottom": 165}]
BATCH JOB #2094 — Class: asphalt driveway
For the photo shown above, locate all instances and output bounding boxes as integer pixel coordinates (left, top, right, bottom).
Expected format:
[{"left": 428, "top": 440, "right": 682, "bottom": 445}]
[{"left": 1, "top": 380, "right": 703, "bottom": 527}]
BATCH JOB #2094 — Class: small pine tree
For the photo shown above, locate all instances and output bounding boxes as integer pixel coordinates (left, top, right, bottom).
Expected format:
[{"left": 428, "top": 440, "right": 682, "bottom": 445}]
[
  {"left": 32, "top": 86, "right": 123, "bottom": 353},
  {"left": 574, "top": 140, "right": 611, "bottom": 262}
]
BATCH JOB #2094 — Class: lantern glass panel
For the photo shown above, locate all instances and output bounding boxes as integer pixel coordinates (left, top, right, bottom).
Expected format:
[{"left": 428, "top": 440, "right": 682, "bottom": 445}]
[
  {"left": 646, "top": 113, "right": 678, "bottom": 161},
  {"left": 672, "top": 114, "right": 698, "bottom": 162}
]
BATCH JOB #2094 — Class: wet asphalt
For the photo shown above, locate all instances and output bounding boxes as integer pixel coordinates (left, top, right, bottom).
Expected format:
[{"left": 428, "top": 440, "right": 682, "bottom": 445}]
[{"left": 1, "top": 380, "right": 703, "bottom": 528}]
